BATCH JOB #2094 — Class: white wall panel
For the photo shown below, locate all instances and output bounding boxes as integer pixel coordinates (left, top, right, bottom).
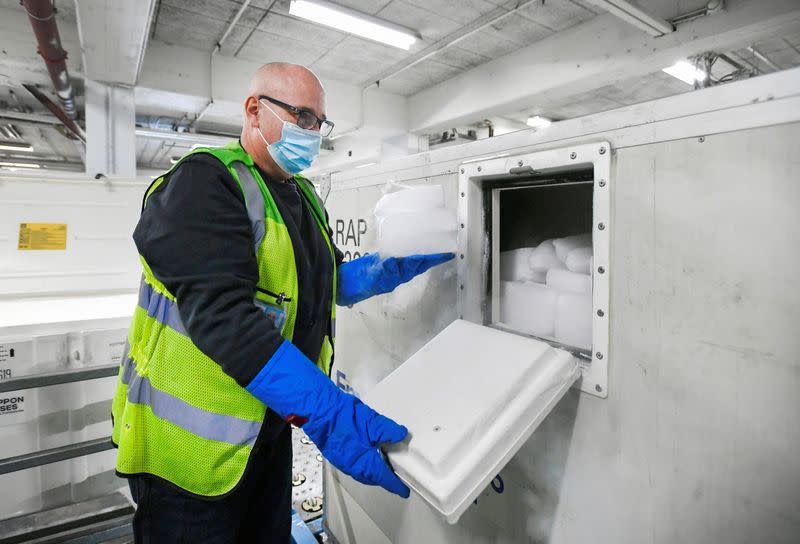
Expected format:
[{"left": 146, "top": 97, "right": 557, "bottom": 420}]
[{"left": 0, "top": 176, "right": 146, "bottom": 297}]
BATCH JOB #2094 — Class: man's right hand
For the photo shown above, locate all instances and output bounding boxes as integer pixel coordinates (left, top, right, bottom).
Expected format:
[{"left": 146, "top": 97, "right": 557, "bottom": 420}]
[{"left": 246, "top": 340, "right": 410, "bottom": 498}]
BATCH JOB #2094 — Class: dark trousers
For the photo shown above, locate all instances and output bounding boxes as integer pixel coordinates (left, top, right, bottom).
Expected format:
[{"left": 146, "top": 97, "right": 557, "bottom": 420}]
[{"left": 128, "top": 421, "right": 292, "bottom": 543}]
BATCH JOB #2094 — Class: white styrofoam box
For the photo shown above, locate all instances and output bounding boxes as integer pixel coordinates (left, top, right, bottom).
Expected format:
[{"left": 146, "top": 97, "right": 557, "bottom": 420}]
[
  {"left": 364, "top": 320, "right": 580, "bottom": 524},
  {"left": 0, "top": 336, "right": 45, "bottom": 429},
  {"left": 565, "top": 247, "right": 593, "bottom": 274},
  {"left": 528, "top": 240, "right": 564, "bottom": 273},
  {"left": 552, "top": 233, "right": 591, "bottom": 263},
  {"left": 374, "top": 185, "right": 445, "bottom": 217},
  {"left": 0, "top": 345, "right": 42, "bottom": 519},
  {"left": 499, "top": 281, "right": 558, "bottom": 338},
  {"left": 554, "top": 292, "right": 592, "bottom": 350},
  {"left": 546, "top": 268, "right": 592, "bottom": 295},
  {"left": 376, "top": 209, "right": 457, "bottom": 257},
  {"left": 78, "top": 328, "right": 128, "bottom": 368},
  {"left": 499, "top": 248, "right": 545, "bottom": 282},
  {"left": 0, "top": 420, "right": 42, "bottom": 520}
]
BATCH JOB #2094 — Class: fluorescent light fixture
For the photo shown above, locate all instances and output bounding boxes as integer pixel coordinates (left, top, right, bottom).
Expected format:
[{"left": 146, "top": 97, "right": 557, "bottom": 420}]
[
  {"left": 462, "top": 153, "right": 510, "bottom": 164},
  {"left": 526, "top": 116, "right": 552, "bottom": 129},
  {"left": 289, "top": 0, "right": 419, "bottom": 50},
  {"left": 355, "top": 162, "right": 377, "bottom": 169},
  {"left": 0, "top": 142, "right": 34, "bottom": 152},
  {"left": 0, "top": 161, "right": 40, "bottom": 169},
  {"left": 662, "top": 60, "right": 706, "bottom": 85}
]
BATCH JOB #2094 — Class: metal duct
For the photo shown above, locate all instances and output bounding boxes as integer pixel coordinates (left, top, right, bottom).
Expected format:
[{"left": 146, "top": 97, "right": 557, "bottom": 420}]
[{"left": 21, "top": 0, "right": 77, "bottom": 119}]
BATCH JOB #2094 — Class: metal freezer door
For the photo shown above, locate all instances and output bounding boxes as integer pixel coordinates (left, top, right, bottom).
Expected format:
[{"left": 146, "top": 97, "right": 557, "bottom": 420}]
[{"left": 363, "top": 319, "right": 580, "bottom": 524}]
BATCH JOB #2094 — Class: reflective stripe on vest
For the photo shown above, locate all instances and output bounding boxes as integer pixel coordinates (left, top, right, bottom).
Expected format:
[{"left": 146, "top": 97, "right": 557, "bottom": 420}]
[
  {"left": 119, "top": 356, "right": 260, "bottom": 447},
  {"left": 138, "top": 281, "right": 186, "bottom": 335},
  {"left": 231, "top": 161, "right": 266, "bottom": 252}
]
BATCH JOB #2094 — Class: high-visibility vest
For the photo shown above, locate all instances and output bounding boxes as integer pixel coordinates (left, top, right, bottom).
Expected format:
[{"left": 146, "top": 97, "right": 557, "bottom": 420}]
[{"left": 111, "top": 140, "right": 336, "bottom": 497}]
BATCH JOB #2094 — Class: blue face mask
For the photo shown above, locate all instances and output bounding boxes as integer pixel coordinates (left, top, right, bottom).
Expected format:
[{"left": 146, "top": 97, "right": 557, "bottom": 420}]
[{"left": 257, "top": 100, "right": 321, "bottom": 175}]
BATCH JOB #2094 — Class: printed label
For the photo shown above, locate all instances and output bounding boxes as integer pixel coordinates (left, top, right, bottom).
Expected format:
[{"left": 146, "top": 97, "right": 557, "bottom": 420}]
[
  {"left": 18, "top": 223, "right": 67, "bottom": 250},
  {"left": 0, "top": 339, "right": 34, "bottom": 381},
  {"left": 109, "top": 341, "right": 126, "bottom": 365},
  {"left": 0, "top": 395, "right": 24, "bottom": 416},
  {"left": 333, "top": 217, "right": 368, "bottom": 262}
]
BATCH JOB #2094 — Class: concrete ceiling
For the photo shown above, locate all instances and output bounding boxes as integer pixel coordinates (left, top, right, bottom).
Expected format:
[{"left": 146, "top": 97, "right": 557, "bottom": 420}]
[
  {"left": 150, "top": 0, "right": 604, "bottom": 95},
  {"left": 1, "top": 0, "right": 800, "bottom": 173}
]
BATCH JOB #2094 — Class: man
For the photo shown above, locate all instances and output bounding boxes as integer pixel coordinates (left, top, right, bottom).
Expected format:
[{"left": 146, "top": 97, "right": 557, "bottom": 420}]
[{"left": 111, "top": 62, "right": 452, "bottom": 542}]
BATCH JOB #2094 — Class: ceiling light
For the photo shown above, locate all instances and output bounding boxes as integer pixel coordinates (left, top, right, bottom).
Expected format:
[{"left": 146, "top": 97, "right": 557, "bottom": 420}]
[
  {"left": 526, "top": 116, "right": 552, "bottom": 129},
  {"left": 289, "top": 0, "right": 419, "bottom": 50},
  {"left": 662, "top": 60, "right": 706, "bottom": 85},
  {"left": 0, "top": 142, "right": 34, "bottom": 152},
  {"left": 0, "top": 161, "right": 41, "bottom": 169}
]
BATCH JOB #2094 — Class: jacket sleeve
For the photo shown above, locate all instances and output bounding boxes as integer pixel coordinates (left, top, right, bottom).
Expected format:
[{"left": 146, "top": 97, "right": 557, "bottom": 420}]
[{"left": 133, "top": 154, "right": 283, "bottom": 387}]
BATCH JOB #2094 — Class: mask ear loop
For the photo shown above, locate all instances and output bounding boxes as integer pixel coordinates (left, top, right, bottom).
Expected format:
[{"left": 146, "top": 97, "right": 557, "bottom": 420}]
[
  {"left": 256, "top": 99, "right": 283, "bottom": 147},
  {"left": 258, "top": 98, "right": 284, "bottom": 122}
]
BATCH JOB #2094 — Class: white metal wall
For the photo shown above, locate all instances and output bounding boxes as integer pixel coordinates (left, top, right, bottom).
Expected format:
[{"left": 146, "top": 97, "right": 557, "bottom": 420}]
[
  {"left": 323, "top": 117, "right": 800, "bottom": 541},
  {"left": 0, "top": 174, "right": 146, "bottom": 297},
  {"left": 0, "top": 174, "right": 144, "bottom": 519}
]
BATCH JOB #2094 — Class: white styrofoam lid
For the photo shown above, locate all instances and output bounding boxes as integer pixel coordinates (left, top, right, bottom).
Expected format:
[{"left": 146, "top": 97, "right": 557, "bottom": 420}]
[{"left": 364, "top": 319, "right": 580, "bottom": 524}]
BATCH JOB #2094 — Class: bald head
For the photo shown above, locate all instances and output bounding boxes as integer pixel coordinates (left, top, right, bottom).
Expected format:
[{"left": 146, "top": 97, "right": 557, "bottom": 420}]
[
  {"left": 247, "top": 62, "right": 325, "bottom": 116},
  {"left": 241, "top": 62, "right": 327, "bottom": 179}
]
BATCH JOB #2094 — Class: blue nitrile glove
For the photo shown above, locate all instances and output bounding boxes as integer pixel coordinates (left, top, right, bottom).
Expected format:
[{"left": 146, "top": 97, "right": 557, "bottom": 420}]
[
  {"left": 337, "top": 252, "right": 455, "bottom": 306},
  {"left": 246, "top": 340, "right": 410, "bottom": 498}
]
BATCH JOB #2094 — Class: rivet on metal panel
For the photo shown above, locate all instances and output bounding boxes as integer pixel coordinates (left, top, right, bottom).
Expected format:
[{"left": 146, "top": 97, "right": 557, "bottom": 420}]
[
  {"left": 598, "top": 266, "right": 605, "bottom": 274},
  {"left": 595, "top": 384, "right": 603, "bottom": 393},
  {"left": 597, "top": 309, "right": 605, "bottom": 317},
  {"left": 300, "top": 436, "right": 312, "bottom": 445},
  {"left": 433, "top": 425, "right": 441, "bottom": 432},
  {"left": 599, "top": 179, "right": 606, "bottom": 187},
  {"left": 315, "top": 454, "right": 323, "bottom": 462},
  {"left": 477, "top": 166, "right": 482, "bottom": 172},
  {"left": 698, "top": 136, "right": 705, "bottom": 143},
  {"left": 460, "top": 285, "right": 464, "bottom": 290},
  {"left": 517, "top": 160, "right": 523, "bottom": 167},
  {"left": 570, "top": 152, "right": 577, "bottom": 160},
  {"left": 599, "top": 146, "right": 606, "bottom": 155},
  {"left": 460, "top": 223, "right": 465, "bottom": 229},
  {"left": 596, "top": 352, "right": 604, "bottom": 360},
  {"left": 292, "top": 473, "right": 307, "bottom": 487},
  {"left": 598, "top": 222, "right": 605, "bottom": 230},
  {"left": 460, "top": 254, "right": 464, "bottom": 259},
  {"left": 460, "top": 192, "right": 465, "bottom": 197},
  {"left": 460, "top": 168, "right": 464, "bottom": 174}
]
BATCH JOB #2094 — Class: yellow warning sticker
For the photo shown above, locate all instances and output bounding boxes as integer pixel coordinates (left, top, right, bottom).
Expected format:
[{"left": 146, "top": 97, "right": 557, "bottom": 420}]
[{"left": 18, "top": 223, "right": 68, "bottom": 250}]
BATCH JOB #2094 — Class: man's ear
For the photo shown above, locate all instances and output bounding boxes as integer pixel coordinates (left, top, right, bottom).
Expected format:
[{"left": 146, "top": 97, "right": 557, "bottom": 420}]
[{"left": 244, "top": 96, "right": 260, "bottom": 127}]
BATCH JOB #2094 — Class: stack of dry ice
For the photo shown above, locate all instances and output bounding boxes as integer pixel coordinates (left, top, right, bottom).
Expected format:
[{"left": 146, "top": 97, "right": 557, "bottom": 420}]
[{"left": 499, "top": 234, "right": 593, "bottom": 350}]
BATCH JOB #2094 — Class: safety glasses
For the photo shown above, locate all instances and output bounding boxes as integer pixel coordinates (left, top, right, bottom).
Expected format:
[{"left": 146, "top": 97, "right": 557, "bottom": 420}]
[{"left": 259, "top": 95, "right": 335, "bottom": 137}]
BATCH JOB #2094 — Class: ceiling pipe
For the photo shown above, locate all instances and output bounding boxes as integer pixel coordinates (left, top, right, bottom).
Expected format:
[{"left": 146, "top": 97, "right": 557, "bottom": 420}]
[
  {"left": 21, "top": 0, "right": 77, "bottom": 119},
  {"left": 191, "top": 0, "right": 254, "bottom": 130},
  {"left": 747, "top": 45, "right": 781, "bottom": 72},
  {"left": 0, "top": 109, "right": 233, "bottom": 147}
]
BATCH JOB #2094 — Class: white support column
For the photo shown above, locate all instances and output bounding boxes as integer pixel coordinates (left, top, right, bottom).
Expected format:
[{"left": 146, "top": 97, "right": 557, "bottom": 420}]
[{"left": 84, "top": 80, "right": 137, "bottom": 178}]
